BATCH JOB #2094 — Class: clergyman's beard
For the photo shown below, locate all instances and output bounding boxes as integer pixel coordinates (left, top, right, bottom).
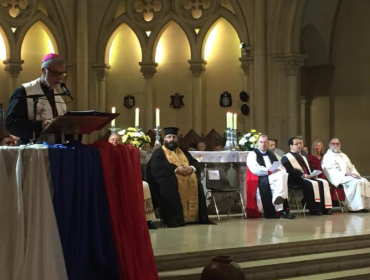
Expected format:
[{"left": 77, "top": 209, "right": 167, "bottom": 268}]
[
  {"left": 332, "top": 148, "right": 341, "bottom": 153},
  {"left": 165, "top": 141, "right": 178, "bottom": 151}
]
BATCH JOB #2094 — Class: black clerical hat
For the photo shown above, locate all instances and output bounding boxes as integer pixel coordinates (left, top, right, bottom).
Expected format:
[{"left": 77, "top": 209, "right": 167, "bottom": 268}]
[{"left": 163, "top": 127, "right": 179, "bottom": 136}]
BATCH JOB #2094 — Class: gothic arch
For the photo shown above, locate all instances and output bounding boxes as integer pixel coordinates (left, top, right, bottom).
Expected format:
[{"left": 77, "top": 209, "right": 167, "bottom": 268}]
[
  {"left": 148, "top": 18, "right": 194, "bottom": 63},
  {"left": 14, "top": 12, "right": 64, "bottom": 60},
  {"left": 97, "top": 15, "right": 147, "bottom": 65}
]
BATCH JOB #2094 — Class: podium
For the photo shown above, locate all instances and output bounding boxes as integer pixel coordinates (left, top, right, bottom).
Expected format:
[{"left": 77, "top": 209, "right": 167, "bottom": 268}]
[{"left": 41, "top": 111, "right": 119, "bottom": 141}]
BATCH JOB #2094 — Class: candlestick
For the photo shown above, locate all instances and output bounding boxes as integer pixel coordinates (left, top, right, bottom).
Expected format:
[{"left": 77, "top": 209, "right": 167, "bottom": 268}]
[
  {"left": 135, "top": 108, "right": 139, "bottom": 127},
  {"left": 111, "top": 107, "right": 116, "bottom": 127},
  {"left": 156, "top": 108, "right": 160, "bottom": 127}
]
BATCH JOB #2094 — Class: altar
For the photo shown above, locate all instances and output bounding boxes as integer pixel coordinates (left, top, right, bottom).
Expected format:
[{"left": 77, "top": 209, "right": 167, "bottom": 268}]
[{"left": 140, "top": 150, "right": 249, "bottom": 215}]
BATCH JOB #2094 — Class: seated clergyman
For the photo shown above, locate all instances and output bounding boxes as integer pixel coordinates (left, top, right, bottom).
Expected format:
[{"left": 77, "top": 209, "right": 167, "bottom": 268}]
[
  {"left": 146, "top": 127, "right": 210, "bottom": 228},
  {"left": 246, "top": 135, "right": 294, "bottom": 219},
  {"left": 322, "top": 138, "right": 370, "bottom": 213},
  {"left": 108, "top": 133, "right": 158, "bottom": 229},
  {"left": 281, "top": 137, "right": 333, "bottom": 215}
]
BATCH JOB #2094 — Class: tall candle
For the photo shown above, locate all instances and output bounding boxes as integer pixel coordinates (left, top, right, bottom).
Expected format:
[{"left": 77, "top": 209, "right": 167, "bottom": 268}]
[
  {"left": 156, "top": 108, "right": 160, "bottom": 127},
  {"left": 228, "top": 112, "right": 233, "bottom": 130},
  {"left": 226, "top": 112, "right": 229, "bottom": 129},
  {"left": 233, "top": 113, "right": 237, "bottom": 130},
  {"left": 135, "top": 108, "right": 139, "bottom": 127},
  {"left": 111, "top": 107, "right": 116, "bottom": 127}
]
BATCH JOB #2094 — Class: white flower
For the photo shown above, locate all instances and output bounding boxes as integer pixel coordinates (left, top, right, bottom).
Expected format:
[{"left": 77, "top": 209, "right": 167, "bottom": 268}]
[
  {"left": 239, "top": 138, "right": 247, "bottom": 145},
  {"left": 250, "top": 136, "right": 256, "bottom": 142},
  {"left": 245, "top": 133, "right": 251, "bottom": 137},
  {"left": 133, "top": 132, "right": 142, "bottom": 137},
  {"left": 118, "top": 129, "right": 126, "bottom": 135},
  {"left": 251, "top": 144, "right": 255, "bottom": 148}
]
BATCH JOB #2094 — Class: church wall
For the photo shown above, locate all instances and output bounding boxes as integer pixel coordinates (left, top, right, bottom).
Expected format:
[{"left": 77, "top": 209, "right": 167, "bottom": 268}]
[
  {"left": 153, "top": 23, "right": 193, "bottom": 134},
  {"left": 106, "top": 24, "right": 143, "bottom": 129},
  {"left": 330, "top": 0, "right": 370, "bottom": 174},
  {"left": 203, "top": 19, "right": 244, "bottom": 135},
  {"left": 310, "top": 96, "right": 330, "bottom": 148}
]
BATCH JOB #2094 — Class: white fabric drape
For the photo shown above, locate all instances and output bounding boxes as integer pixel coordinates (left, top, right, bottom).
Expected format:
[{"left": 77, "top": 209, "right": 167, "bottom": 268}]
[{"left": 0, "top": 145, "right": 67, "bottom": 280}]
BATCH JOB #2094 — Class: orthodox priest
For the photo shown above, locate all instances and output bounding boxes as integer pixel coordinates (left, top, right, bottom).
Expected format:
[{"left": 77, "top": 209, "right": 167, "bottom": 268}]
[
  {"left": 5, "top": 53, "right": 67, "bottom": 145},
  {"left": 146, "top": 127, "right": 210, "bottom": 228},
  {"left": 281, "top": 137, "right": 333, "bottom": 215},
  {"left": 246, "top": 135, "right": 294, "bottom": 219},
  {"left": 322, "top": 138, "right": 370, "bottom": 212}
]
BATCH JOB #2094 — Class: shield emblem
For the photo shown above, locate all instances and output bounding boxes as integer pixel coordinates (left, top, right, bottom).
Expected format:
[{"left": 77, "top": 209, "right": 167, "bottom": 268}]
[
  {"left": 170, "top": 93, "right": 185, "bottom": 109},
  {"left": 124, "top": 95, "right": 135, "bottom": 109},
  {"left": 220, "top": 91, "right": 232, "bottom": 107}
]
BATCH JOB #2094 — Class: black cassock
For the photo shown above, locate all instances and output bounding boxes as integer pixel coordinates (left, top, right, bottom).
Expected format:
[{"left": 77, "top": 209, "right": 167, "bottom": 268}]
[
  {"left": 281, "top": 152, "right": 325, "bottom": 212},
  {"left": 146, "top": 147, "right": 209, "bottom": 226}
]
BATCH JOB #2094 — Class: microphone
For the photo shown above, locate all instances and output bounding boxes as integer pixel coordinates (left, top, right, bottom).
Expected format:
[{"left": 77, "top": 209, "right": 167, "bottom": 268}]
[{"left": 60, "top": 83, "right": 73, "bottom": 100}]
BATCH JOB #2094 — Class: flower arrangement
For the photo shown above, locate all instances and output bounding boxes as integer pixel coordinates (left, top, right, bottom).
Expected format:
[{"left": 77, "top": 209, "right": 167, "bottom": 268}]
[
  {"left": 238, "top": 129, "right": 261, "bottom": 151},
  {"left": 118, "top": 127, "right": 151, "bottom": 149}
]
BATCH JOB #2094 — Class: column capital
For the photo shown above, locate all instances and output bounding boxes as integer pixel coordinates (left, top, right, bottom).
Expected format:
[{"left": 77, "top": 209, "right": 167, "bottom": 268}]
[
  {"left": 283, "top": 54, "right": 306, "bottom": 76},
  {"left": 239, "top": 56, "right": 254, "bottom": 74},
  {"left": 3, "top": 59, "right": 24, "bottom": 77},
  {"left": 139, "top": 62, "right": 158, "bottom": 79},
  {"left": 92, "top": 64, "right": 111, "bottom": 81},
  {"left": 188, "top": 59, "right": 207, "bottom": 77}
]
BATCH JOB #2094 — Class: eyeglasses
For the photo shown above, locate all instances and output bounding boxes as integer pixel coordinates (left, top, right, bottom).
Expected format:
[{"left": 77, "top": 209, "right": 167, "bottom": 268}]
[
  {"left": 330, "top": 142, "right": 341, "bottom": 145},
  {"left": 45, "top": 68, "right": 67, "bottom": 77},
  {"left": 292, "top": 142, "right": 303, "bottom": 146}
]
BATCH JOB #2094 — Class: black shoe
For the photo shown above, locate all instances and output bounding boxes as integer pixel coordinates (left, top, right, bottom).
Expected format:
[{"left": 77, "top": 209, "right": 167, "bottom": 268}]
[
  {"left": 348, "top": 210, "right": 364, "bottom": 213},
  {"left": 322, "top": 210, "right": 333, "bottom": 215},
  {"left": 309, "top": 211, "right": 322, "bottom": 216},
  {"left": 147, "top": 221, "right": 158, "bottom": 230},
  {"left": 280, "top": 211, "right": 296, "bottom": 219},
  {"left": 274, "top": 196, "right": 285, "bottom": 205},
  {"left": 361, "top": 209, "right": 370, "bottom": 213}
]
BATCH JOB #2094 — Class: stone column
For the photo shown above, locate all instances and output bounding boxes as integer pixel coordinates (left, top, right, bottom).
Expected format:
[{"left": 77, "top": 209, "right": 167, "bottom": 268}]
[
  {"left": 284, "top": 54, "right": 306, "bottom": 137},
  {"left": 92, "top": 64, "right": 110, "bottom": 113},
  {"left": 254, "top": 0, "right": 267, "bottom": 132},
  {"left": 240, "top": 56, "right": 254, "bottom": 129},
  {"left": 76, "top": 0, "right": 88, "bottom": 111},
  {"left": 4, "top": 59, "right": 24, "bottom": 99},
  {"left": 139, "top": 62, "right": 158, "bottom": 132},
  {"left": 188, "top": 59, "right": 206, "bottom": 135}
]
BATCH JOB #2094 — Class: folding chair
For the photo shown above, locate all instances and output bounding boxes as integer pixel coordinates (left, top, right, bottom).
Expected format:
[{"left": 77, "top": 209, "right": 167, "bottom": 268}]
[
  {"left": 205, "top": 166, "right": 246, "bottom": 220},
  {"left": 330, "top": 184, "right": 345, "bottom": 212},
  {"left": 288, "top": 183, "right": 307, "bottom": 214}
]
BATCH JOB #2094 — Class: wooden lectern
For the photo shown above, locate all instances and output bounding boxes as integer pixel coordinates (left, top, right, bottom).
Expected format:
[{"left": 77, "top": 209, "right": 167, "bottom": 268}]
[{"left": 41, "top": 111, "right": 120, "bottom": 142}]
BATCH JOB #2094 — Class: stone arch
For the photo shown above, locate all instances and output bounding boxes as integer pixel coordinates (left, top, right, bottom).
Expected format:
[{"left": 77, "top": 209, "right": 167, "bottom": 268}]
[
  {"left": 14, "top": 12, "right": 65, "bottom": 60},
  {"left": 197, "top": 12, "right": 248, "bottom": 60},
  {"left": 148, "top": 19, "right": 194, "bottom": 63},
  {"left": 301, "top": 24, "right": 329, "bottom": 66},
  {"left": 96, "top": 15, "right": 147, "bottom": 65}
]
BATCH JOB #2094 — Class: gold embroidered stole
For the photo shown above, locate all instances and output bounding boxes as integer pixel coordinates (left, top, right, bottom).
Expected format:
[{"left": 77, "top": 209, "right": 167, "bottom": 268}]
[{"left": 162, "top": 146, "right": 199, "bottom": 222}]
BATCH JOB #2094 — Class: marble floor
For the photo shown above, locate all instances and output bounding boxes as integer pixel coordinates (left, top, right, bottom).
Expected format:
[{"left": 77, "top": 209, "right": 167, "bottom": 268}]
[{"left": 149, "top": 212, "right": 370, "bottom": 256}]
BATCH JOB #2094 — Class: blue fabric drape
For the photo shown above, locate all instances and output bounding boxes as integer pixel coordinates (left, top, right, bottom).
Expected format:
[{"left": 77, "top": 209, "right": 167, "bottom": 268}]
[{"left": 48, "top": 141, "right": 119, "bottom": 280}]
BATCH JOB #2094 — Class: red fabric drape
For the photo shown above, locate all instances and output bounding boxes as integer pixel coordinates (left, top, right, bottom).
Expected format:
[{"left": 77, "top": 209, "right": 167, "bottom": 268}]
[
  {"left": 245, "top": 167, "right": 261, "bottom": 218},
  {"left": 92, "top": 141, "right": 158, "bottom": 280}
]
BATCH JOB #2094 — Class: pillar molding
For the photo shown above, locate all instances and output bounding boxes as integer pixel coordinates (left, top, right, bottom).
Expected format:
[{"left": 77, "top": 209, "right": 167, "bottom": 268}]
[
  {"left": 139, "top": 62, "right": 158, "bottom": 131},
  {"left": 239, "top": 56, "right": 254, "bottom": 130},
  {"left": 4, "top": 59, "right": 24, "bottom": 99},
  {"left": 283, "top": 53, "right": 306, "bottom": 137},
  {"left": 188, "top": 59, "right": 207, "bottom": 135}
]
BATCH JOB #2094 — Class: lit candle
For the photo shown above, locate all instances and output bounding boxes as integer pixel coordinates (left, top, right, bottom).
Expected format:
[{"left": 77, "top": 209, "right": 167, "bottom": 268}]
[
  {"left": 135, "top": 108, "right": 139, "bottom": 127},
  {"left": 233, "top": 113, "right": 237, "bottom": 130},
  {"left": 226, "top": 112, "right": 229, "bottom": 129},
  {"left": 229, "top": 112, "right": 233, "bottom": 130},
  {"left": 111, "top": 107, "right": 116, "bottom": 127},
  {"left": 156, "top": 108, "right": 160, "bottom": 127}
]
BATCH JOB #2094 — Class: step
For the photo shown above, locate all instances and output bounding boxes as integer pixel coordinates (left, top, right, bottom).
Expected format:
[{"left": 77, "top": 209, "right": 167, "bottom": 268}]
[
  {"left": 280, "top": 267, "right": 370, "bottom": 280},
  {"left": 155, "top": 234, "right": 370, "bottom": 272},
  {"left": 158, "top": 248, "right": 370, "bottom": 280}
]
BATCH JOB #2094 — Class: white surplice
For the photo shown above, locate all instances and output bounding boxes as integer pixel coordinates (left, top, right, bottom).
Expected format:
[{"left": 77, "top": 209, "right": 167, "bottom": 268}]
[
  {"left": 246, "top": 151, "right": 288, "bottom": 212},
  {"left": 322, "top": 149, "right": 370, "bottom": 211},
  {"left": 0, "top": 145, "right": 68, "bottom": 280}
]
